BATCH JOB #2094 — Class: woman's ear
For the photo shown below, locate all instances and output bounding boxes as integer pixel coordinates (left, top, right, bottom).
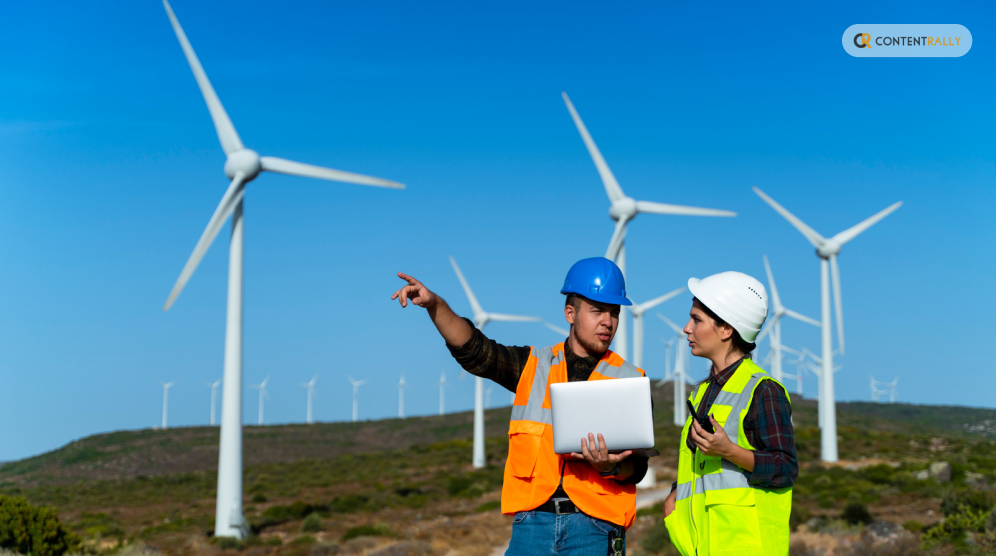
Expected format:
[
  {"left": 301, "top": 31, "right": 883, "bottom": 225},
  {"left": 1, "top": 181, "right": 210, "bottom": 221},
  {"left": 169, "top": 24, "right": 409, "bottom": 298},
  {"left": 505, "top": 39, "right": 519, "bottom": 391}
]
[{"left": 720, "top": 323, "right": 735, "bottom": 341}]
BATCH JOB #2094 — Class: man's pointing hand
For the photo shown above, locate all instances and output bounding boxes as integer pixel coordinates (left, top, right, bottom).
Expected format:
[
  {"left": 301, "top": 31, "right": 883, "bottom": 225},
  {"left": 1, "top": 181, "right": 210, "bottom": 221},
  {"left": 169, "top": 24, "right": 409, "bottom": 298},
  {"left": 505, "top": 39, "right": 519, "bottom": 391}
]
[{"left": 392, "top": 273, "right": 439, "bottom": 309}]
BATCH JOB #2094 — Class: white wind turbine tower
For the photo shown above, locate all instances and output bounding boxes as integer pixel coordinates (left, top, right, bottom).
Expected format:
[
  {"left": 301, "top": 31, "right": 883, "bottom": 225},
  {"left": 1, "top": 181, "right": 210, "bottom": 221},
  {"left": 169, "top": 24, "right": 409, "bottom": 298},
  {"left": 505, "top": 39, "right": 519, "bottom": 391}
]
[
  {"left": 804, "top": 355, "right": 841, "bottom": 429},
  {"left": 869, "top": 376, "right": 885, "bottom": 402},
  {"left": 755, "top": 256, "right": 820, "bottom": 383},
  {"left": 159, "top": 1, "right": 403, "bottom": 539},
  {"left": 438, "top": 371, "right": 448, "bottom": 416},
  {"left": 775, "top": 346, "right": 804, "bottom": 396},
  {"left": 347, "top": 376, "right": 367, "bottom": 423},
  {"left": 250, "top": 375, "right": 269, "bottom": 426},
  {"left": 397, "top": 373, "right": 408, "bottom": 419},
  {"left": 754, "top": 187, "right": 901, "bottom": 462},
  {"left": 561, "top": 92, "right": 735, "bottom": 360},
  {"left": 657, "top": 314, "right": 689, "bottom": 426},
  {"left": 300, "top": 375, "right": 318, "bottom": 424},
  {"left": 204, "top": 378, "right": 221, "bottom": 426},
  {"left": 161, "top": 381, "right": 176, "bottom": 430},
  {"left": 631, "top": 286, "right": 686, "bottom": 368},
  {"left": 449, "top": 256, "right": 539, "bottom": 469}
]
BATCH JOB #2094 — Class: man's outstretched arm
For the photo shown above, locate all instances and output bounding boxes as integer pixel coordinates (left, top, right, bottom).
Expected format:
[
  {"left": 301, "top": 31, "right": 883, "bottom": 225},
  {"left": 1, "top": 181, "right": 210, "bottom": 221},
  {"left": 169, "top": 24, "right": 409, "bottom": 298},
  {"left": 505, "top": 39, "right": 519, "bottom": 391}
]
[{"left": 392, "top": 272, "right": 474, "bottom": 346}]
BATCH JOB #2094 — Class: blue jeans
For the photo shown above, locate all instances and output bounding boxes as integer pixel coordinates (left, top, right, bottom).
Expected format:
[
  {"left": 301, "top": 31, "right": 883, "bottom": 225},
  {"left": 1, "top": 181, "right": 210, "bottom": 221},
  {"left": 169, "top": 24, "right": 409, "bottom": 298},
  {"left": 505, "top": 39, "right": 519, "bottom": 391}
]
[{"left": 506, "top": 510, "right": 626, "bottom": 556}]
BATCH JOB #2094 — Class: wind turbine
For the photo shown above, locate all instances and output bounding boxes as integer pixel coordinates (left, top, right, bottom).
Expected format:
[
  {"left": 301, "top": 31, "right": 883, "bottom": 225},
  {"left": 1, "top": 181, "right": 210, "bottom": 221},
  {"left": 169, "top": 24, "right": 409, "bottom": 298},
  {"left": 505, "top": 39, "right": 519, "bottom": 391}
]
[
  {"left": 630, "top": 286, "right": 686, "bottom": 368},
  {"left": 756, "top": 256, "right": 820, "bottom": 383},
  {"left": 204, "top": 378, "right": 221, "bottom": 426},
  {"left": 659, "top": 336, "right": 676, "bottom": 384},
  {"left": 753, "top": 187, "right": 900, "bottom": 462},
  {"left": 657, "top": 314, "right": 689, "bottom": 426},
  {"left": 485, "top": 384, "right": 494, "bottom": 409},
  {"left": 871, "top": 375, "right": 899, "bottom": 403},
  {"left": 561, "top": 92, "right": 735, "bottom": 360},
  {"left": 299, "top": 375, "right": 317, "bottom": 424},
  {"left": 346, "top": 376, "right": 367, "bottom": 422},
  {"left": 159, "top": 1, "right": 403, "bottom": 539},
  {"left": 250, "top": 375, "right": 269, "bottom": 426},
  {"left": 869, "top": 376, "right": 884, "bottom": 402},
  {"left": 544, "top": 322, "right": 569, "bottom": 337},
  {"left": 160, "top": 381, "right": 176, "bottom": 430},
  {"left": 775, "top": 346, "right": 804, "bottom": 396},
  {"left": 397, "top": 373, "right": 408, "bottom": 419},
  {"left": 804, "top": 356, "right": 842, "bottom": 429},
  {"left": 438, "top": 371, "right": 448, "bottom": 416},
  {"left": 449, "top": 256, "right": 539, "bottom": 469}
]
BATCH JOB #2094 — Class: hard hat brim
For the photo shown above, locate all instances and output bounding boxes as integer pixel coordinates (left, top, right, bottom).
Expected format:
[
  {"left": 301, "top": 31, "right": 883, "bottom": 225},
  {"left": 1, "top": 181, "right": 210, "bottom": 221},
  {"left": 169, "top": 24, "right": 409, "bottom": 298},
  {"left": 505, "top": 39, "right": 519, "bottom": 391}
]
[{"left": 561, "top": 290, "right": 632, "bottom": 307}]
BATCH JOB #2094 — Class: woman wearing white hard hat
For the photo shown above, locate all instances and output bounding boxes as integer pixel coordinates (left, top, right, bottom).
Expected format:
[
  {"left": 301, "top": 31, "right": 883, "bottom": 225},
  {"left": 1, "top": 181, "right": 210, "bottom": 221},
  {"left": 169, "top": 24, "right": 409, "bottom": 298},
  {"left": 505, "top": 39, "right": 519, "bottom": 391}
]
[{"left": 662, "top": 271, "right": 798, "bottom": 556}]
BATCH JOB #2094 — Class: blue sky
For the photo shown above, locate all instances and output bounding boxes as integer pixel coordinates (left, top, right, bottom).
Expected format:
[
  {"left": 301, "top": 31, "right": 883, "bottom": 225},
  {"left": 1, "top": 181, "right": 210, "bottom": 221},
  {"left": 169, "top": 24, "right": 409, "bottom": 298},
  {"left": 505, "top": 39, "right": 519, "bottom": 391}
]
[{"left": 0, "top": 0, "right": 992, "bottom": 461}]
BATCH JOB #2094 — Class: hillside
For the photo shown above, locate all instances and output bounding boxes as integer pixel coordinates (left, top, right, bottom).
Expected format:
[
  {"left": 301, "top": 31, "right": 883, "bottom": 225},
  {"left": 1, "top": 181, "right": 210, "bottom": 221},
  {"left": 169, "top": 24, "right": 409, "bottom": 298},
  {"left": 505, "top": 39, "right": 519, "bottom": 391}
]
[{"left": 3, "top": 386, "right": 996, "bottom": 556}]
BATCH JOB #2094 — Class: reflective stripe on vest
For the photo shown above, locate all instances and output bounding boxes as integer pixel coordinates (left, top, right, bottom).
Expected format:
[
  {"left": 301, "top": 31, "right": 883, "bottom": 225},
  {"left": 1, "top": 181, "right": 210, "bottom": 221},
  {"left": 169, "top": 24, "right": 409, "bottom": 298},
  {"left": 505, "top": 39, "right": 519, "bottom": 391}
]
[
  {"left": 501, "top": 343, "right": 646, "bottom": 529},
  {"left": 664, "top": 358, "right": 793, "bottom": 556}
]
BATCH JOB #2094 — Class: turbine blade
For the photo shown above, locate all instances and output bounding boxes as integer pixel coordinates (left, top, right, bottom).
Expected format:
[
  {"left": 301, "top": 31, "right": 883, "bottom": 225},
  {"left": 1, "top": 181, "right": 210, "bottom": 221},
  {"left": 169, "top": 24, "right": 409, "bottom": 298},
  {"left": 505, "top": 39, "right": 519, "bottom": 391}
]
[
  {"left": 752, "top": 187, "right": 825, "bottom": 247},
  {"left": 781, "top": 345, "right": 801, "bottom": 356},
  {"left": 605, "top": 218, "right": 627, "bottom": 260},
  {"left": 831, "top": 201, "right": 903, "bottom": 246},
  {"left": 763, "top": 255, "right": 782, "bottom": 310},
  {"left": 448, "top": 256, "right": 484, "bottom": 317},
  {"left": 655, "top": 312, "right": 683, "bottom": 335},
  {"left": 162, "top": 0, "right": 243, "bottom": 155},
  {"left": 830, "top": 255, "right": 845, "bottom": 355},
  {"left": 635, "top": 200, "right": 736, "bottom": 218},
  {"left": 561, "top": 92, "right": 625, "bottom": 202},
  {"left": 259, "top": 156, "right": 404, "bottom": 189},
  {"left": 784, "top": 308, "right": 821, "bottom": 327},
  {"left": 163, "top": 172, "right": 247, "bottom": 311},
  {"left": 755, "top": 322, "right": 772, "bottom": 343},
  {"left": 543, "top": 322, "right": 570, "bottom": 337},
  {"left": 488, "top": 313, "right": 542, "bottom": 322},
  {"left": 635, "top": 286, "right": 686, "bottom": 313}
]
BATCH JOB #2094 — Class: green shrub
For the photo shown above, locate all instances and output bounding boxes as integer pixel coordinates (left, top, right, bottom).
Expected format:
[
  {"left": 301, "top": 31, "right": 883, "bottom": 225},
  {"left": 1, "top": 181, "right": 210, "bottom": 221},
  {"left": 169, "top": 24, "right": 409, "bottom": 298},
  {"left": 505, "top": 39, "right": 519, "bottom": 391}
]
[
  {"left": 330, "top": 495, "right": 368, "bottom": 514},
  {"left": 862, "top": 464, "right": 895, "bottom": 485},
  {"left": 250, "top": 493, "right": 267, "bottom": 503},
  {"left": 789, "top": 505, "right": 811, "bottom": 532},
  {"left": 940, "top": 489, "right": 992, "bottom": 517},
  {"left": 341, "top": 523, "right": 391, "bottom": 541},
  {"left": 903, "top": 520, "right": 924, "bottom": 533},
  {"left": 840, "top": 502, "right": 873, "bottom": 526},
  {"left": 474, "top": 500, "right": 501, "bottom": 513},
  {"left": 0, "top": 495, "right": 81, "bottom": 556},
  {"left": 217, "top": 536, "right": 240, "bottom": 549},
  {"left": 291, "top": 535, "right": 316, "bottom": 545},
  {"left": 923, "top": 507, "right": 987, "bottom": 544},
  {"left": 264, "top": 536, "right": 282, "bottom": 546},
  {"left": 301, "top": 513, "right": 323, "bottom": 533}
]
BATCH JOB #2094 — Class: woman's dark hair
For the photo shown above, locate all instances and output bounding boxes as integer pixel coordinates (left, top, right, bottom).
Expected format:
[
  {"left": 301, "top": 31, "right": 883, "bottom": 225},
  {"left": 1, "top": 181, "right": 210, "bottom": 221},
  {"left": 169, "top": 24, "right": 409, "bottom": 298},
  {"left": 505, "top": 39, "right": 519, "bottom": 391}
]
[{"left": 692, "top": 297, "right": 756, "bottom": 359}]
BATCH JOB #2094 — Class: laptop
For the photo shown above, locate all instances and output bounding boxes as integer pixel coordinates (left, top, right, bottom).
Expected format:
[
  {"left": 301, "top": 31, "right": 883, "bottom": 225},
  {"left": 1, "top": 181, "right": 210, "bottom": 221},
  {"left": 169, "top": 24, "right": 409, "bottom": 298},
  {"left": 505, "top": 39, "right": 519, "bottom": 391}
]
[{"left": 550, "top": 376, "right": 656, "bottom": 455}]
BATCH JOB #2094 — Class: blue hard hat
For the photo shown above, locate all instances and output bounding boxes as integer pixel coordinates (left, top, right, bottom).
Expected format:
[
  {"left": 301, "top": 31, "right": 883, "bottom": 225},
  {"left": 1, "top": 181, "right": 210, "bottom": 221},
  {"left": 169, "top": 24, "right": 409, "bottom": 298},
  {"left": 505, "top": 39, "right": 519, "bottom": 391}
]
[{"left": 560, "top": 257, "right": 632, "bottom": 306}]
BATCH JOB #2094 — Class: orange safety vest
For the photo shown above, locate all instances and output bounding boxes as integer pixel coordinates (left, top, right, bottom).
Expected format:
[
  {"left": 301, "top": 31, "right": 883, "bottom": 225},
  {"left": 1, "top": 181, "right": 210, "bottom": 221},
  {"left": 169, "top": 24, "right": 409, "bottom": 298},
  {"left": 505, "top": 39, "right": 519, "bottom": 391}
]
[{"left": 501, "top": 343, "right": 646, "bottom": 529}]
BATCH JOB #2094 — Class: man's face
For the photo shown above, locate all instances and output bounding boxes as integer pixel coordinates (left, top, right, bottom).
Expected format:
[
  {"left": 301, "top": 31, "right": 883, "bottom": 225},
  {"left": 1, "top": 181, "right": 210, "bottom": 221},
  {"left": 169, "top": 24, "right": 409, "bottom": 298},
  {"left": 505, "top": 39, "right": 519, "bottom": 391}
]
[{"left": 565, "top": 296, "right": 620, "bottom": 355}]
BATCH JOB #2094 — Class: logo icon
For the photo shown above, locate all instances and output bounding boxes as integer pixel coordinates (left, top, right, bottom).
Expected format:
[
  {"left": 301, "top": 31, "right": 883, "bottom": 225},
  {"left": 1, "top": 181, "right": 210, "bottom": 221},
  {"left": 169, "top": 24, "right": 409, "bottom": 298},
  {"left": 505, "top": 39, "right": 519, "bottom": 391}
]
[{"left": 853, "top": 33, "right": 872, "bottom": 48}]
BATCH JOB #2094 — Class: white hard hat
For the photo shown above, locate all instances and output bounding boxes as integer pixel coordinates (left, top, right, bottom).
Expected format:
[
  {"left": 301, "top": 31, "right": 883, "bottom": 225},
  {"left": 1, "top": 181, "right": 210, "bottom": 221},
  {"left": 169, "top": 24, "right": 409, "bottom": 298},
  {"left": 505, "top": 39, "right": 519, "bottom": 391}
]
[{"left": 687, "top": 271, "right": 768, "bottom": 343}]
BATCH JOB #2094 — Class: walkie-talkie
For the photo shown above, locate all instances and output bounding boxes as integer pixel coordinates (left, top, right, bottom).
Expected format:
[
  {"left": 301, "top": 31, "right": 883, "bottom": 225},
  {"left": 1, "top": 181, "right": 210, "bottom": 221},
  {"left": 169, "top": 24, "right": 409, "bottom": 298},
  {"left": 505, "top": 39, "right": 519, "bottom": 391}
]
[{"left": 686, "top": 400, "right": 715, "bottom": 433}]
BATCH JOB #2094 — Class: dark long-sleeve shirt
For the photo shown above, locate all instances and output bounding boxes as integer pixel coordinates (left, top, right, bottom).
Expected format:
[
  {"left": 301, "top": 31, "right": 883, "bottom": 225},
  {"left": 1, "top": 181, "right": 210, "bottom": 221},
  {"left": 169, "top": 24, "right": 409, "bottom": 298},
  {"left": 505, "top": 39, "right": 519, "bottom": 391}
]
[
  {"left": 446, "top": 319, "right": 649, "bottom": 486},
  {"left": 682, "top": 358, "right": 798, "bottom": 489}
]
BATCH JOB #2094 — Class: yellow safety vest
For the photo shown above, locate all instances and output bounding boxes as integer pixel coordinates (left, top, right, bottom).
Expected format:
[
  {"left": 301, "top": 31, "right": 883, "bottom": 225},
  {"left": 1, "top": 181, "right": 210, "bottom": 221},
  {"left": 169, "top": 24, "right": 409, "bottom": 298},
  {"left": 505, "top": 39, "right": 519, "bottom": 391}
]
[{"left": 664, "top": 358, "right": 792, "bottom": 556}]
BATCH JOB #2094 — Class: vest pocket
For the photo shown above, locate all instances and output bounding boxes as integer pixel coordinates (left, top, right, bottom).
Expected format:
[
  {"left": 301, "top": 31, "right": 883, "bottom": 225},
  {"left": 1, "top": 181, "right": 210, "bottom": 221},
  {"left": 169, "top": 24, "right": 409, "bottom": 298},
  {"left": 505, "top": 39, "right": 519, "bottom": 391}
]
[
  {"left": 507, "top": 424, "right": 544, "bottom": 479},
  {"left": 704, "top": 488, "right": 762, "bottom": 552}
]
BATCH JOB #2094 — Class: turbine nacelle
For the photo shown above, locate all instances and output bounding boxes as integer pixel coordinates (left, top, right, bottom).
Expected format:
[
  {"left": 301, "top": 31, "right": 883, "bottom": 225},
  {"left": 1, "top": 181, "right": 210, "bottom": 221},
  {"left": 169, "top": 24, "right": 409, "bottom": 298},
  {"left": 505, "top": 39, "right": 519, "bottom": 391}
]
[
  {"left": 816, "top": 240, "right": 841, "bottom": 259},
  {"left": 224, "top": 149, "right": 262, "bottom": 181},
  {"left": 608, "top": 197, "right": 638, "bottom": 221}
]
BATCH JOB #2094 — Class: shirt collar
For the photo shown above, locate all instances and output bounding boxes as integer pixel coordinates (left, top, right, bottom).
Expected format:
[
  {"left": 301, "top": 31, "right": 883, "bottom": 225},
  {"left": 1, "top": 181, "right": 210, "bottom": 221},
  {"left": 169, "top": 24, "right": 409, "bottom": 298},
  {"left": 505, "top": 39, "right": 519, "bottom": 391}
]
[{"left": 710, "top": 357, "right": 745, "bottom": 387}]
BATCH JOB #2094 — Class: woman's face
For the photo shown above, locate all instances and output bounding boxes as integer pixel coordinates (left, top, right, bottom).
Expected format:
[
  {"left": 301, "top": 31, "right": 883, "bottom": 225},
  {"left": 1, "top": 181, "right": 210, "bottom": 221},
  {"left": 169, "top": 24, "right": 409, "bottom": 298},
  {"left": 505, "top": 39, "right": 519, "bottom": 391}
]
[{"left": 683, "top": 300, "right": 732, "bottom": 359}]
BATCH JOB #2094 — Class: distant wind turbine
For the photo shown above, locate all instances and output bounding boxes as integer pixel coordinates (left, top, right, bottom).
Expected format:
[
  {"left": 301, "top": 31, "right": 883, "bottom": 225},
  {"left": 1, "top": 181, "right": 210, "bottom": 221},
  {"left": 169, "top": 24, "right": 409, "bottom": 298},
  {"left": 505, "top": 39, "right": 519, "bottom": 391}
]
[
  {"left": 630, "top": 286, "right": 685, "bottom": 368},
  {"left": 299, "top": 375, "right": 317, "bottom": 424},
  {"left": 754, "top": 187, "right": 901, "bottom": 463},
  {"left": 756, "top": 256, "right": 820, "bottom": 383},
  {"left": 657, "top": 314, "right": 689, "bottom": 426},
  {"left": 204, "top": 378, "right": 221, "bottom": 426},
  {"left": 449, "top": 256, "right": 539, "bottom": 469},
  {"left": 438, "top": 371, "right": 448, "bottom": 416},
  {"left": 561, "top": 91, "right": 735, "bottom": 360},
  {"left": 398, "top": 373, "right": 408, "bottom": 419},
  {"left": 250, "top": 375, "right": 270, "bottom": 426},
  {"left": 346, "top": 376, "right": 367, "bottom": 422},
  {"left": 159, "top": 0, "right": 404, "bottom": 539},
  {"left": 160, "top": 381, "right": 176, "bottom": 430},
  {"left": 485, "top": 384, "right": 494, "bottom": 409}
]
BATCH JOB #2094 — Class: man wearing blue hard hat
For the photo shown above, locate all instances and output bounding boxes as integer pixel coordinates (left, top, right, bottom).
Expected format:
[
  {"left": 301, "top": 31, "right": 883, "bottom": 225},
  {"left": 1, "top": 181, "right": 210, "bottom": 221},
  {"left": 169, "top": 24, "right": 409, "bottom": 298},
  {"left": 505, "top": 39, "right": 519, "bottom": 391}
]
[{"left": 393, "top": 257, "right": 649, "bottom": 555}]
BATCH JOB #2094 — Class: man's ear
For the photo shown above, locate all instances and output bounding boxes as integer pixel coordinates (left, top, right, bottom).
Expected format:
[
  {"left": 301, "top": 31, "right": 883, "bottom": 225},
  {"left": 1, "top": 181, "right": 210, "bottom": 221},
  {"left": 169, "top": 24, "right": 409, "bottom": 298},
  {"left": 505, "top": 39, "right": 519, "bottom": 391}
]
[{"left": 564, "top": 303, "right": 576, "bottom": 326}]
